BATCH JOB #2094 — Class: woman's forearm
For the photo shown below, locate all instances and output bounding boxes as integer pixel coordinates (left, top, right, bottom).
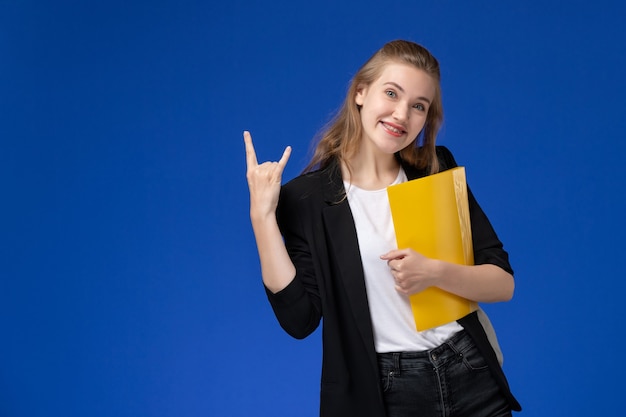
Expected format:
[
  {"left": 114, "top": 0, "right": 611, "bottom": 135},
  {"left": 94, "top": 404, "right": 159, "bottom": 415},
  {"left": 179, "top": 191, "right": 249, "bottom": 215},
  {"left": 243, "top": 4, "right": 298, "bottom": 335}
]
[
  {"left": 250, "top": 212, "right": 296, "bottom": 294},
  {"left": 435, "top": 262, "right": 514, "bottom": 303}
]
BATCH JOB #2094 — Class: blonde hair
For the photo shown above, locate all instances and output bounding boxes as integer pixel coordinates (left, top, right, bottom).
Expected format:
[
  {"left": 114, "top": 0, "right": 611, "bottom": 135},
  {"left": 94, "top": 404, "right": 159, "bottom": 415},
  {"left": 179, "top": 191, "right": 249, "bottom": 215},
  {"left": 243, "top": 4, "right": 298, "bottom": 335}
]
[{"left": 304, "top": 40, "right": 443, "bottom": 174}]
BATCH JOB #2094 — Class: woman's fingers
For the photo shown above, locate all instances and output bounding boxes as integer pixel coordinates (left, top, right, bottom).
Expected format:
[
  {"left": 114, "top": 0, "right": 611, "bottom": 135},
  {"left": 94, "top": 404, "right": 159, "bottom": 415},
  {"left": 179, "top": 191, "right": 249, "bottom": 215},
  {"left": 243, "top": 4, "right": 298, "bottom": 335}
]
[
  {"left": 243, "top": 130, "right": 291, "bottom": 176},
  {"left": 277, "top": 145, "right": 292, "bottom": 173},
  {"left": 243, "top": 131, "right": 292, "bottom": 219},
  {"left": 243, "top": 131, "right": 258, "bottom": 169}
]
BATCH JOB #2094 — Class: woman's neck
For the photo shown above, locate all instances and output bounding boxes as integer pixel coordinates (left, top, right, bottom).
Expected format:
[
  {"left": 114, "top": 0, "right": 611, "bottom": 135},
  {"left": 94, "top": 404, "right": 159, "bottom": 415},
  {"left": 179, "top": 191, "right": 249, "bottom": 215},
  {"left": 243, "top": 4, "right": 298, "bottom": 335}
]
[{"left": 342, "top": 152, "right": 400, "bottom": 191}]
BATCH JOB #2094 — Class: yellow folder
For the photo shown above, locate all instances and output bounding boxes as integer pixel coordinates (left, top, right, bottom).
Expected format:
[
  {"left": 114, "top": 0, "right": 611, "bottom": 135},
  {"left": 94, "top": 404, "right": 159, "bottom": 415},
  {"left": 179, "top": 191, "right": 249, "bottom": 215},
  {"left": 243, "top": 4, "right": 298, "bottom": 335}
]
[{"left": 387, "top": 167, "right": 477, "bottom": 331}]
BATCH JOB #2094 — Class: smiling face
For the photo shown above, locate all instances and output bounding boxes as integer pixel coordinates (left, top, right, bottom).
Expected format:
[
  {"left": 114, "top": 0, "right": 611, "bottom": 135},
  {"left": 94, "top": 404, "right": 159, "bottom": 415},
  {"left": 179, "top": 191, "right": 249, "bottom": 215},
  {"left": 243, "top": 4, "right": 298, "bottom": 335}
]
[{"left": 354, "top": 62, "right": 436, "bottom": 158}]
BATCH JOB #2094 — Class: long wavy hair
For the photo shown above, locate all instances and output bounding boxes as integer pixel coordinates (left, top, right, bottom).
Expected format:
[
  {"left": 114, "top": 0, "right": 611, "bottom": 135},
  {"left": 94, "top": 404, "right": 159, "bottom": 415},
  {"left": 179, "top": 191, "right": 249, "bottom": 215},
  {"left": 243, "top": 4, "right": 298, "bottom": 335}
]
[{"left": 304, "top": 40, "right": 443, "bottom": 174}]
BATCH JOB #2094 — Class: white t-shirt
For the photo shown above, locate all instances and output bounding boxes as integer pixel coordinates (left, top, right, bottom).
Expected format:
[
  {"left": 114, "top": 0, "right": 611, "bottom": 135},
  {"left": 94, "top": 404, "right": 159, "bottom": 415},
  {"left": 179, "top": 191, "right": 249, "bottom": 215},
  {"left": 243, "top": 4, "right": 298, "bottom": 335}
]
[{"left": 344, "top": 167, "right": 463, "bottom": 353}]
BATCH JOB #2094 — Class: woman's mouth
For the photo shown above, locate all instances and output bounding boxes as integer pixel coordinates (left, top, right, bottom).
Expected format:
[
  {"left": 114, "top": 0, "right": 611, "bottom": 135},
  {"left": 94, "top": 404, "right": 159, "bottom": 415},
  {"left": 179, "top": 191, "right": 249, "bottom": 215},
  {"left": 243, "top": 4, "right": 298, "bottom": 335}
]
[{"left": 381, "top": 122, "right": 406, "bottom": 137}]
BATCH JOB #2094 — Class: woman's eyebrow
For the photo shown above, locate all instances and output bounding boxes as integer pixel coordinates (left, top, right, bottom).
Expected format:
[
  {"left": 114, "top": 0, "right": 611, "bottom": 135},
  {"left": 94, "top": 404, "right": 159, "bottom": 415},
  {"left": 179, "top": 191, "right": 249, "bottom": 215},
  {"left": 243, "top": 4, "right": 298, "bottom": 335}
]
[
  {"left": 383, "top": 82, "right": 405, "bottom": 92},
  {"left": 383, "top": 82, "right": 431, "bottom": 104}
]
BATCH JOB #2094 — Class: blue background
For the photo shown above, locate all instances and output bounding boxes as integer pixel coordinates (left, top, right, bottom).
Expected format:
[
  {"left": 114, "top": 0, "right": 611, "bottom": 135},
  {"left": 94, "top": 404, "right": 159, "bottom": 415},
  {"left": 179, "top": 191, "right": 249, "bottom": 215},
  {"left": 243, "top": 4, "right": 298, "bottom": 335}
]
[{"left": 2, "top": 1, "right": 625, "bottom": 416}]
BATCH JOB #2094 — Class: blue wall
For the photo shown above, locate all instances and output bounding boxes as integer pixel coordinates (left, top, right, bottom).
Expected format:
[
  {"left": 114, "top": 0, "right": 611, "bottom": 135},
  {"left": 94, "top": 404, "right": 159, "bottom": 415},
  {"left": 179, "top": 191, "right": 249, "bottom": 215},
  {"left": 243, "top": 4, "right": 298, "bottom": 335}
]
[{"left": 2, "top": 1, "right": 625, "bottom": 416}]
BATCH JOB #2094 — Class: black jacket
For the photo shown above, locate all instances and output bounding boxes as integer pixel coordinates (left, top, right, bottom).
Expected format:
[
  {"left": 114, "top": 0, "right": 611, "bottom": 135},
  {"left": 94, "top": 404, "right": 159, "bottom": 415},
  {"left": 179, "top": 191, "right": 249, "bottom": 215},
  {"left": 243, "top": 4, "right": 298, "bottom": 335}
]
[{"left": 266, "top": 146, "right": 521, "bottom": 416}]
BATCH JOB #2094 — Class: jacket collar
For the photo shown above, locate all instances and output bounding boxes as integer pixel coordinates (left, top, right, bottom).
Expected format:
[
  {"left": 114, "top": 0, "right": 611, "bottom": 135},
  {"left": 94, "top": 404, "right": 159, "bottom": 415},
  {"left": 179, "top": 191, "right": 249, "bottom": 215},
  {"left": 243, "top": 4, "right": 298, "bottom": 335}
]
[
  {"left": 321, "top": 159, "right": 346, "bottom": 205},
  {"left": 321, "top": 155, "right": 429, "bottom": 202}
]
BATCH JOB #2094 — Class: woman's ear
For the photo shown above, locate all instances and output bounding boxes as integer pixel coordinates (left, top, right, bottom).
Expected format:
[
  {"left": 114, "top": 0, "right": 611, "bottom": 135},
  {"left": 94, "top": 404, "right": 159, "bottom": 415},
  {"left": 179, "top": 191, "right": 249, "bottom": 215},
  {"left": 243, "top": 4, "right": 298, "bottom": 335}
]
[{"left": 355, "top": 85, "right": 367, "bottom": 106}]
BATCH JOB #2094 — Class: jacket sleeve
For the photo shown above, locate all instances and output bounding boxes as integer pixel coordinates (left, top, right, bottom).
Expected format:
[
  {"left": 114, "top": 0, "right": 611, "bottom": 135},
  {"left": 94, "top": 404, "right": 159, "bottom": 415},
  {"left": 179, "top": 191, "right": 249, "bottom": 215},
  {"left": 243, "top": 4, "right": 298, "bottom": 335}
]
[
  {"left": 263, "top": 179, "right": 323, "bottom": 339},
  {"left": 436, "top": 146, "right": 514, "bottom": 275}
]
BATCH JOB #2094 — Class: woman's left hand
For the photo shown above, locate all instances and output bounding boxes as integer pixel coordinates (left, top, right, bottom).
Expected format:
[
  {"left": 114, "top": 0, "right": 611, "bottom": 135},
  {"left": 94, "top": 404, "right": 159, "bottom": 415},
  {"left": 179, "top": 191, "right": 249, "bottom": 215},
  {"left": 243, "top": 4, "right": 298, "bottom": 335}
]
[{"left": 380, "top": 249, "right": 440, "bottom": 295}]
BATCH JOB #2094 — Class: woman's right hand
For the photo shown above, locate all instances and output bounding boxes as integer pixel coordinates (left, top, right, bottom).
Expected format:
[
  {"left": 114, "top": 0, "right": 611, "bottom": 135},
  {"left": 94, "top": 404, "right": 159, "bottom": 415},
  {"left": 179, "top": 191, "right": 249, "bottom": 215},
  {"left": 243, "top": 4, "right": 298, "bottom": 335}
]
[{"left": 243, "top": 131, "right": 291, "bottom": 221}]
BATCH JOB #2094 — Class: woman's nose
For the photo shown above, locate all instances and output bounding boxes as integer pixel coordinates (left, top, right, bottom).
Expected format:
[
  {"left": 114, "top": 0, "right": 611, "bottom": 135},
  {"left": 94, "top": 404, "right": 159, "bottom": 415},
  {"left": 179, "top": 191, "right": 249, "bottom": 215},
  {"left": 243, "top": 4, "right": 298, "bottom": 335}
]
[{"left": 393, "top": 103, "right": 409, "bottom": 121}]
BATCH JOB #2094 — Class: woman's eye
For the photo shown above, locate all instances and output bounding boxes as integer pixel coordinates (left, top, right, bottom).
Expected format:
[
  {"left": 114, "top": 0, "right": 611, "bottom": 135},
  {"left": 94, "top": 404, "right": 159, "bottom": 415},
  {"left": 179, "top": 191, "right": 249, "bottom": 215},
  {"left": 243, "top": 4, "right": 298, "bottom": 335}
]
[
  {"left": 413, "top": 103, "right": 425, "bottom": 111},
  {"left": 385, "top": 90, "right": 396, "bottom": 98}
]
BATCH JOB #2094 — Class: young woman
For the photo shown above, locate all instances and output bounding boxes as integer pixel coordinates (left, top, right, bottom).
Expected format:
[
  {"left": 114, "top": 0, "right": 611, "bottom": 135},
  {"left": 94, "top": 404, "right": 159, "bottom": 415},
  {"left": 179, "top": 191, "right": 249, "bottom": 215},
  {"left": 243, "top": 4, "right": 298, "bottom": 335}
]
[{"left": 244, "top": 40, "right": 521, "bottom": 417}]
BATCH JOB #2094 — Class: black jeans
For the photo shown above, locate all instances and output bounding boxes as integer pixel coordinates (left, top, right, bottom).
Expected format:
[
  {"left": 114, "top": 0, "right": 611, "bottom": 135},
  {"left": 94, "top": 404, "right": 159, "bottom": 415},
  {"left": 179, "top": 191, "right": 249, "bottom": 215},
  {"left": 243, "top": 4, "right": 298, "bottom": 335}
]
[{"left": 377, "top": 330, "right": 512, "bottom": 417}]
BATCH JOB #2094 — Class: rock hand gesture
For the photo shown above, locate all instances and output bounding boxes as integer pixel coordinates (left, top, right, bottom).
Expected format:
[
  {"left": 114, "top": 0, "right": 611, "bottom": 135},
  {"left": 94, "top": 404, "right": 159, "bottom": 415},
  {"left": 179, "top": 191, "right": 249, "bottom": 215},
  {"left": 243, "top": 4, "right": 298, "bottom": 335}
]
[
  {"left": 243, "top": 131, "right": 291, "bottom": 221},
  {"left": 243, "top": 131, "right": 295, "bottom": 293}
]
